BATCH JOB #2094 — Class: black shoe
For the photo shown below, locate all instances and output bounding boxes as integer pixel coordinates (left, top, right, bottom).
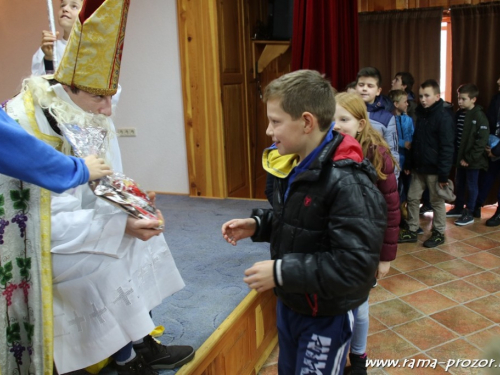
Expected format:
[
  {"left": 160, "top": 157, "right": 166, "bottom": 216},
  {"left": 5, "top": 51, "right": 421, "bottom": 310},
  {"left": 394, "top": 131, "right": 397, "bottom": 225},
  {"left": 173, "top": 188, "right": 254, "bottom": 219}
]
[
  {"left": 399, "top": 220, "right": 409, "bottom": 230},
  {"left": 416, "top": 227, "right": 424, "bottom": 234},
  {"left": 455, "top": 208, "right": 474, "bottom": 226},
  {"left": 115, "top": 354, "right": 158, "bottom": 375},
  {"left": 345, "top": 353, "right": 367, "bottom": 375},
  {"left": 133, "top": 335, "right": 195, "bottom": 370},
  {"left": 398, "top": 229, "right": 417, "bottom": 243},
  {"left": 419, "top": 205, "right": 432, "bottom": 215},
  {"left": 473, "top": 206, "right": 481, "bottom": 218},
  {"left": 446, "top": 206, "right": 463, "bottom": 217},
  {"left": 486, "top": 207, "right": 500, "bottom": 227},
  {"left": 423, "top": 230, "right": 445, "bottom": 248}
]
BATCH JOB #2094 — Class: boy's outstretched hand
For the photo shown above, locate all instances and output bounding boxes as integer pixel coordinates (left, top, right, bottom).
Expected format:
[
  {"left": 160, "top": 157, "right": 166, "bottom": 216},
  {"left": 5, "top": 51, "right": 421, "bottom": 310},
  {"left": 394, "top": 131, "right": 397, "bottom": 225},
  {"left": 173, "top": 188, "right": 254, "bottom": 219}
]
[
  {"left": 221, "top": 218, "right": 256, "bottom": 246},
  {"left": 244, "top": 261, "right": 276, "bottom": 293},
  {"left": 84, "top": 155, "right": 112, "bottom": 181}
]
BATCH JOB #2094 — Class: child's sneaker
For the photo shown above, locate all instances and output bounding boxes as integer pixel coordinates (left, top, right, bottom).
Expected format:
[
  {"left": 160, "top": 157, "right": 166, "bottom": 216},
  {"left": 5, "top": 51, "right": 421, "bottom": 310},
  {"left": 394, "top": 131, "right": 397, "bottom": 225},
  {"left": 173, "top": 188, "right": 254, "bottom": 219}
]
[
  {"left": 446, "top": 206, "right": 463, "bottom": 217},
  {"left": 133, "top": 335, "right": 195, "bottom": 369},
  {"left": 115, "top": 354, "right": 158, "bottom": 375},
  {"left": 345, "top": 352, "right": 367, "bottom": 375},
  {"left": 423, "top": 230, "right": 445, "bottom": 248},
  {"left": 455, "top": 208, "right": 474, "bottom": 226},
  {"left": 398, "top": 229, "right": 417, "bottom": 243},
  {"left": 486, "top": 207, "right": 500, "bottom": 227}
]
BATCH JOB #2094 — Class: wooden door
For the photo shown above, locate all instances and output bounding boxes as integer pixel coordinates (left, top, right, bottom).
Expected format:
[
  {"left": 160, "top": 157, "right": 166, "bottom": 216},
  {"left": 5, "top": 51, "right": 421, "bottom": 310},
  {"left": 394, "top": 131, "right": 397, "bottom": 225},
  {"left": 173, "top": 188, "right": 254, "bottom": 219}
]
[{"left": 217, "top": 0, "right": 252, "bottom": 198}]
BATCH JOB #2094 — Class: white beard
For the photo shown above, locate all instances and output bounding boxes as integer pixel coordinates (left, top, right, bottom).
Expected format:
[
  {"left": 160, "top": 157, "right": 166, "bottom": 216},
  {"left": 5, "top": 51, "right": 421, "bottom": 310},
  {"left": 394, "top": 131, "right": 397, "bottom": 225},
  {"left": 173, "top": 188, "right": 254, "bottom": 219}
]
[{"left": 22, "top": 75, "right": 115, "bottom": 159}]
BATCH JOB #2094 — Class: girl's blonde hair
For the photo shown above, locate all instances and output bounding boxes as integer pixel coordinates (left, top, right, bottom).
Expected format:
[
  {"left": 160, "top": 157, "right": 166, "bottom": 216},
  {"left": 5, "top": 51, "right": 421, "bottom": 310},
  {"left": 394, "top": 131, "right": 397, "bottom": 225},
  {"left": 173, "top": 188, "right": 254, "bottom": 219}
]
[{"left": 335, "top": 92, "right": 398, "bottom": 180}]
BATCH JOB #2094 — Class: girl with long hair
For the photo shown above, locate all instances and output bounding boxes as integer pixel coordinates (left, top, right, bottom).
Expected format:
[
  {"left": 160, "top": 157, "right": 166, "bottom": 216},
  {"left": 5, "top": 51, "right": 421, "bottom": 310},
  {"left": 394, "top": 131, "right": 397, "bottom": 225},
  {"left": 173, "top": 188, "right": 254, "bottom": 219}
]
[{"left": 334, "top": 92, "right": 400, "bottom": 374}]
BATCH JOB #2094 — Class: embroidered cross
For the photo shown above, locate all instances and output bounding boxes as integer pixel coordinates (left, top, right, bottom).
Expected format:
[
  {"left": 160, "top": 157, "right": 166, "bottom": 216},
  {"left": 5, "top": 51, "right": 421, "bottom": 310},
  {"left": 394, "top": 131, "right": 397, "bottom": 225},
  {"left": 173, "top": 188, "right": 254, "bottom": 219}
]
[
  {"left": 113, "top": 286, "right": 133, "bottom": 306},
  {"left": 68, "top": 311, "right": 86, "bottom": 332},
  {"left": 90, "top": 303, "right": 107, "bottom": 324},
  {"left": 135, "top": 266, "right": 148, "bottom": 283},
  {"left": 152, "top": 255, "right": 161, "bottom": 270}
]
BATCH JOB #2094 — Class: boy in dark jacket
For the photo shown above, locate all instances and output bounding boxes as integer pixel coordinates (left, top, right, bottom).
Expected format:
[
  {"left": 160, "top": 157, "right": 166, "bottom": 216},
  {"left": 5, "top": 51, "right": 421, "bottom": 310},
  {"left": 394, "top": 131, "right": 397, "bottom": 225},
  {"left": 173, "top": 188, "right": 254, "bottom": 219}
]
[
  {"left": 446, "top": 84, "right": 489, "bottom": 225},
  {"left": 398, "top": 79, "right": 455, "bottom": 248},
  {"left": 391, "top": 71, "right": 417, "bottom": 125},
  {"left": 221, "top": 70, "right": 387, "bottom": 375},
  {"left": 356, "top": 67, "right": 399, "bottom": 176}
]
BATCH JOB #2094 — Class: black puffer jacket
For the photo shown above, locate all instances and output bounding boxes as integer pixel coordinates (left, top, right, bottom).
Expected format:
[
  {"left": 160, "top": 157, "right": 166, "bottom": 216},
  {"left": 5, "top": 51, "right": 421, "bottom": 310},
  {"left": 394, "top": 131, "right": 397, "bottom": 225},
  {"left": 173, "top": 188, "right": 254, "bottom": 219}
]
[
  {"left": 405, "top": 99, "right": 455, "bottom": 183},
  {"left": 252, "top": 132, "right": 387, "bottom": 317},
  {"left": 486, "top": 92, "right": 500, "bottom": 134}
]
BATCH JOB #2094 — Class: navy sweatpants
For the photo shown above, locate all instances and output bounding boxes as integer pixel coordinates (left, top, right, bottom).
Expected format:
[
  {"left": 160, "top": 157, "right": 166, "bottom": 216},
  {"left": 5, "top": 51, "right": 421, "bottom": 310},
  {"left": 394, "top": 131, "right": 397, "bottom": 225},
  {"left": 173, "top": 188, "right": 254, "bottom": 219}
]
[{"left": 277, "top": 299, "right": 356, "bottom": 375}]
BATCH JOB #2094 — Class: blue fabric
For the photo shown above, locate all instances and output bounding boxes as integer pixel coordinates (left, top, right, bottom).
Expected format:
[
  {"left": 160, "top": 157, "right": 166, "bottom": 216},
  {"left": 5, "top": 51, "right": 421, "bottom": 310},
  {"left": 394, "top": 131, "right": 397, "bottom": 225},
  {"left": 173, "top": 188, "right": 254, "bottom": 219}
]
[
  {"left": 477, "top": 159, "right": 500, "bottom": 206},
  {"left": 455, "top": 168, "right": 480, "bottom": 210},
  {"left": 366, "top": 97, "right": 399, "bottom": 177},
  {"left": 283, "top": 125, "right": 335, "bottom": 202},
  {"left": 112, "top": 342, "right": 133, "bottom": 362},
  {"left": 489, "top": 135, "right": 500, "bottom": 148},
  {"left": 350, "top": 299, "right": 369, "bottom": 355},
  {"left": 0, "top": 108, "right": 88, "bottom": 192},
  {"left": 398, "top": 172, "right": 411, "bottom": 203},
  {"left": 276, "top": 300, "right": 355, "bottom": 375},
  {"left": 489, "top": 135, "right": 500, "bottom": 161},
  {"left": 395, "top": 114, "right": 414, "bottom": 168}
]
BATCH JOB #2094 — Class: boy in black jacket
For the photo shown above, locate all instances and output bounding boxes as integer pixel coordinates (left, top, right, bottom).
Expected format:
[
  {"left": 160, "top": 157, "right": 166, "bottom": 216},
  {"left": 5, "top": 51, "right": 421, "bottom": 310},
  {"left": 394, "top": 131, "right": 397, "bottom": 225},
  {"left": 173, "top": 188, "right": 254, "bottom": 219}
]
[
  {"left": 446, "top": 84, "right": 489, "bottom": 226},
  {"left": 221, "top": 70, "right": 387, "bottom": 375},
  {"left": 399, "top": 79, "right": 455, "bottom": 248}
]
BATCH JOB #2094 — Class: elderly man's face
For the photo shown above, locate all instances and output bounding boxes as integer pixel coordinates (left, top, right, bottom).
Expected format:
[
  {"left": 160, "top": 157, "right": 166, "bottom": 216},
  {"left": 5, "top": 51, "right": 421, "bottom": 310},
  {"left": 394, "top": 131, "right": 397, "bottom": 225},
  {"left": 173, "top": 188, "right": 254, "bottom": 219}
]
[{"left": 63, "top": 86, "right": 112, "bottom": 116}]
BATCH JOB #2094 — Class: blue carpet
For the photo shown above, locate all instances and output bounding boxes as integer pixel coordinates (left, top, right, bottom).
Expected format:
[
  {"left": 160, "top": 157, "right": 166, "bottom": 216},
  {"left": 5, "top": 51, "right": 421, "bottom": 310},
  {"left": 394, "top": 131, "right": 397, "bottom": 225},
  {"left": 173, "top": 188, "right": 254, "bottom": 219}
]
[{"left": 101, "top": 195, "right": 270, "bottom": 374}]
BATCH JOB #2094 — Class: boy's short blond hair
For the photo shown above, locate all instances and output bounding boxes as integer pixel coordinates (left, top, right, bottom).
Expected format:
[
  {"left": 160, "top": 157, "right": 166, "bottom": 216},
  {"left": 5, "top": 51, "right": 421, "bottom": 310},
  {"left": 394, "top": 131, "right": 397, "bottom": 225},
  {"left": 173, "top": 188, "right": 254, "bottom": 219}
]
[
  {"left": 388, "top": 89, "right": 407, "bottom": 103},
  {"left": 263, "top": 70, "right": 336, "bottom": 131}
]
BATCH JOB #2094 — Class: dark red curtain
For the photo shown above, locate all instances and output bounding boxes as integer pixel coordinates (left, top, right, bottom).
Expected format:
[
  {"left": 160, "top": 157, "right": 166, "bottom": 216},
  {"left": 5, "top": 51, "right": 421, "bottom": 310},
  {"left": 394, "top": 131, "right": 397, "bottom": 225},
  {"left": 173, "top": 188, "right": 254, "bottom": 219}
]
[{"left": 291, "top": 0, "right": 358, "bottom": 91}]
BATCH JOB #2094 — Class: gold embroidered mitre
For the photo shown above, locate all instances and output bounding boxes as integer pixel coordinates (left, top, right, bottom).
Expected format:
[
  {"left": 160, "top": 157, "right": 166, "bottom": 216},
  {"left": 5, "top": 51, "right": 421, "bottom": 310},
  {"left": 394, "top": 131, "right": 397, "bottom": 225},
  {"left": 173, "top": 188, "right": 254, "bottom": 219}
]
[{"left": 54, "top": 0, "right": 130, "bottom": 96}]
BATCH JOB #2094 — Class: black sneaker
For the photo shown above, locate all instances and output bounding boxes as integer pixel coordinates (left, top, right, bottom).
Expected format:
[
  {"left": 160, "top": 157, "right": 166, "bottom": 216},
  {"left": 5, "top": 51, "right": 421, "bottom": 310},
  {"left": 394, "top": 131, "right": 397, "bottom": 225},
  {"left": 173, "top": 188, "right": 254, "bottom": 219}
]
[
  {"left": 446, "top": 206, "right": 463, "bottom": 217},
  {"left": 423, "top": 230, "right": 445, "bottom": 248},
  {"left": 133, "top": 335, "right": 195, "bottom": 370},
  {"left": 419, "top": 205, "right": 433, "bottom": 215},
  {"left": 486, "top": 207, "right": 500, "bottom": 227},
  {"left": 115, "top": 354, "right": 158, "bottom": 375},
  {"left": 398, "top": 229, "right": 417, "bottom": 243},
  {"left": 473, "top": 206, "right": 481, "bottom": 218},
  {"left": 455, "top": 208, "right": 474, "bottom": 226},
  {"left": 416, "top": 227, "right": 424, "bottom": 234},
  {"left": 345, "top": 352, "right": 367, "bottom": 375}
]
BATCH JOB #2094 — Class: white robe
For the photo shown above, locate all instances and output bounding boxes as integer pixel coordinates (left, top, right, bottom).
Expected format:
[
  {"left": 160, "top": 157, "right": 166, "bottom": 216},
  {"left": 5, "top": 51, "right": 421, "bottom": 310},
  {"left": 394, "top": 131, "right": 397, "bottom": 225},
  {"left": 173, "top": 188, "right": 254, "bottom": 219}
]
[{"left": 6, "top": 86, "right": 185, "bottom": 373}]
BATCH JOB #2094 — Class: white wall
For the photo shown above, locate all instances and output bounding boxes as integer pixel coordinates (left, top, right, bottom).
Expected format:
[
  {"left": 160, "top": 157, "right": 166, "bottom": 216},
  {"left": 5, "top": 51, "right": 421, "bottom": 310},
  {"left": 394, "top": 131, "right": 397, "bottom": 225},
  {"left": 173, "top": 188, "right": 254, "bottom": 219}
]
[{"left": 0, "top": 0, "right": 189, "bottom": 194}]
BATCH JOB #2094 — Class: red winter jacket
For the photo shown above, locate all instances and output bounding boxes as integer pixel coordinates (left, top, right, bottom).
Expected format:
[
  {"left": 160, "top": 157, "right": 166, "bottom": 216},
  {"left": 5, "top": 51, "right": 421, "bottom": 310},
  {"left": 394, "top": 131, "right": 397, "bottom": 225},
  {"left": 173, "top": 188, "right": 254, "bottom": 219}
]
[{"left": 367, "top": 145, "right": 400, "bottom": 261}]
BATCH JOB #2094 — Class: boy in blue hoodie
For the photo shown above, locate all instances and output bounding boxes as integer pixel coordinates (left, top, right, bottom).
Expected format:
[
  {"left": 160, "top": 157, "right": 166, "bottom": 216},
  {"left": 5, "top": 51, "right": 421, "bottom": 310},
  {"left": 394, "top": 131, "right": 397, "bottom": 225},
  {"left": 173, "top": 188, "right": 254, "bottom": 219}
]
[
  {"left": 356, "top": 67, "right": 399, "bottom": 177},
  {"left": 388, "top": 89, "right": 414, "bottom": 218},
  {"left": 221, "top": 70, "right": 387, "bottom": 375}
]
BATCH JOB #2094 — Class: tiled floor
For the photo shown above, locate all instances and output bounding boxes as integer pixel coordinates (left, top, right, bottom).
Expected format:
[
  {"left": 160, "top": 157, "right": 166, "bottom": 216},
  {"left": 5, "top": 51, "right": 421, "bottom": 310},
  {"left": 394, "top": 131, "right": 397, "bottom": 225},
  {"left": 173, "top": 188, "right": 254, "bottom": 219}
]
[{"left": 258, "top": 205, "right": 500, "bottom": 375}]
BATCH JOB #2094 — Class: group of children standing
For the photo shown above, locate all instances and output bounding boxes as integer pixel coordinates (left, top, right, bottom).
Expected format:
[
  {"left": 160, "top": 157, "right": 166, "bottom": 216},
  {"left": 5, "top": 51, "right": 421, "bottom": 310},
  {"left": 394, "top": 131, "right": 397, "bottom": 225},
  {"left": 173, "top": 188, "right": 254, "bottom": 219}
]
[{"left": 222, "top": 66, "right": 500, "bottom": 375}]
